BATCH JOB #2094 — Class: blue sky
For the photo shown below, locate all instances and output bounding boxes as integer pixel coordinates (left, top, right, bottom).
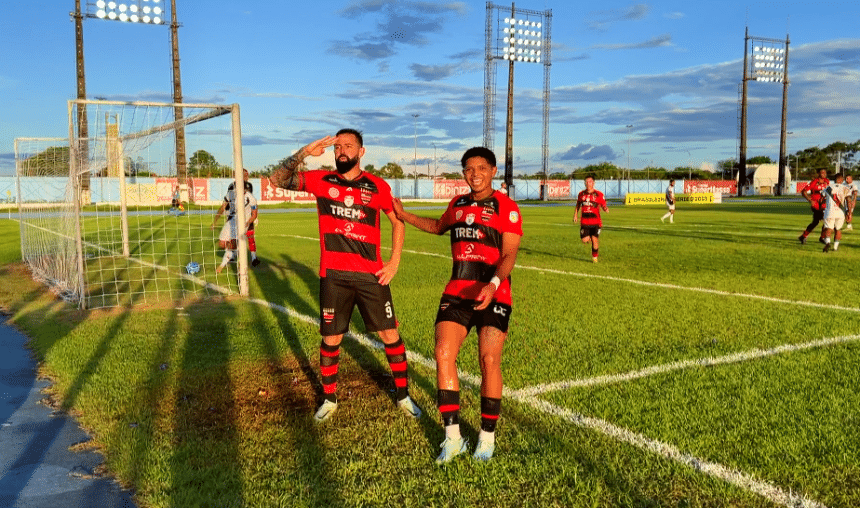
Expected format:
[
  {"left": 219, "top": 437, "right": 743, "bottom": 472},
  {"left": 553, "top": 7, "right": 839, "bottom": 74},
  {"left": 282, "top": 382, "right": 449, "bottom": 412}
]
[{"left": 1, "top": 0, "right": 858, "bottom": 177}]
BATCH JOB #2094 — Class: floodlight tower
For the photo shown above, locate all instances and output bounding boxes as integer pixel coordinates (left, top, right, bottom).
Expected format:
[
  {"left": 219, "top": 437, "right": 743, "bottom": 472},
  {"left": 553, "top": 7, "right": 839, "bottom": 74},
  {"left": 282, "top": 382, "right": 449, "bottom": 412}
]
[
  {"left": 484, "top": 2, "right": 552, "bottom": 200},
  {"left": 73, "top": 0, "right": 187, "bottom": 182},
  {"left": 738, "top": 27, "right": 790, "bottom": 196}
]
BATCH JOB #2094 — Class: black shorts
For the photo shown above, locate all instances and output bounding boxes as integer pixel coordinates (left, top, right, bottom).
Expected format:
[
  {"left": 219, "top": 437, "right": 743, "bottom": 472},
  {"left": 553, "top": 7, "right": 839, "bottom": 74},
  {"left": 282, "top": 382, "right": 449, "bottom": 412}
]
[
  {"left": 435, "top": 294, "right": 512, "bottom": 334},
  {"left": 580, "top": 225, "right": 600, "bottom": 239},
  {"left": 811, "top": 208, "right": 825, "bottom": 222},
  {"left": 319, "top": 277, "right": 397, "bottom": 336}
]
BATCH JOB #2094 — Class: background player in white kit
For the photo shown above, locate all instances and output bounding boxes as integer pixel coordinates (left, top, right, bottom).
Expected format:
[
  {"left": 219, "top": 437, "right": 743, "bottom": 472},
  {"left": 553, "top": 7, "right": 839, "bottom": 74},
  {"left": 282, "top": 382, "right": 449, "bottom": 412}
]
[
  {"left": 844, "top": 175, "right": 857, "bottom": 230},
  {"left": 211, "top": 169, "right": 259, "bottom": 272},
  {"left": 661, "top": 179, "right": 675, "bottom": 223},
  {"left": 822, "top": 173, "right": 850, "bottom": 252}
]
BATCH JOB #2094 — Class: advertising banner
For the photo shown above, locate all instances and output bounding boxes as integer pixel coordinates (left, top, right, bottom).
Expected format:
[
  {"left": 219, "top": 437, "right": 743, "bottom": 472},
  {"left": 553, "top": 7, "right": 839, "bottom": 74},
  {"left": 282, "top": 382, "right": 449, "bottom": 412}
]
[
  {"left": 684, "top": 180, "right": 737, "bottom": 195},
  {"left": 544, "top": 180, "right": 571, "bottom": 199},
  {"left": 434, "top": 179, "right": 471, "bottom": 200},
  {"left": 259, "top": 177, "right": 314, "bottom": 203},
  {"left": 625, "top": 193, "right": 716, "bottom": 205}
]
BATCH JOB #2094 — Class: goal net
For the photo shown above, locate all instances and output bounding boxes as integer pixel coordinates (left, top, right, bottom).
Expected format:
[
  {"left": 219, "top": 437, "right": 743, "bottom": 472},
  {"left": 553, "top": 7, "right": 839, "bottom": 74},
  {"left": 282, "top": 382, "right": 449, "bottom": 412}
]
[{"left": 16, "top": 100, "right": 250, "bottom": 309}]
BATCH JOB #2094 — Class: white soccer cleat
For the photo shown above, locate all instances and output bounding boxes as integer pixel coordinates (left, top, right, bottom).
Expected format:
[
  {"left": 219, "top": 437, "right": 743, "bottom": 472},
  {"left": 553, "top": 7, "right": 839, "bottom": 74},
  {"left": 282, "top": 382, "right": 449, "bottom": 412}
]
[
  {"left": 397, "top": 396, "right": 422, "bottom": 419},
  {"left": 435, "top": 437, "right": 468, "bottom": 465},
  {"left": 314, "top": 399, "right": 338, "bottom": 423},
  {"left": 472, "top": 438, "right": 495, "bottom": 462}
]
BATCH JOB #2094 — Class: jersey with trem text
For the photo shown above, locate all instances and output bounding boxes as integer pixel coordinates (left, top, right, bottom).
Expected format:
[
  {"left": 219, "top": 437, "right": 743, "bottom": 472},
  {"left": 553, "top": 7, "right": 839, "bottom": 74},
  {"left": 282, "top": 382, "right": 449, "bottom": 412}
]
[
  {"left": 438, "top": 190, "right": 523, "bottom": 305},
  {"left": 293, "top": 170, "right": 392, "bottom": 282},
  {"left": 576, "top": 189, "right": 607, "bottom": 227}
]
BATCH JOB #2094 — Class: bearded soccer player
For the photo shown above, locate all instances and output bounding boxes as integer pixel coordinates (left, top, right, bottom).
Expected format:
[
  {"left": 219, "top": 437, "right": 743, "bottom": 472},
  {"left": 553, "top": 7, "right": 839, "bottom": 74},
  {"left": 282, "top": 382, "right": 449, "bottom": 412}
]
[
  {"left": 268, "top": 129, "right": 420, "bottom": 423},
  {"left": 573, "top": 176, "right": 609, "bottom": 263},
  {"left": 799, "top": 169, "right": 830, "bottom": 244},
  {"left": 393, "top": 147, "right": 523, "bottom": 464}
]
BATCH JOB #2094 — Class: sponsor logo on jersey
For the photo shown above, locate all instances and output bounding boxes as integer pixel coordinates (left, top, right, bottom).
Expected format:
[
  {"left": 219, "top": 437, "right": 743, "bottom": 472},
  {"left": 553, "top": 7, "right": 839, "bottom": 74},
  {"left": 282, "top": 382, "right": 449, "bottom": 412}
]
[
  {"left": 439, "top": 303, "right": 450, "bottom": 311},
  {"left": 361, "top": 188, "right": 372, "bottom": 205},
  {"left": 344, "top": 195, "right": 355, "bottom": 207},
  {"left": 465, "top": 213, "right": 475, "bottom": 225},
  {"left": 453, "top": 227, "right": 485, "bottom": 240},
  {"left": 509, "top": 211, "right": 519, "bottom": 223},
  {"left": 455, "top": 210, "right": 463, "bottom": 220},
  {"left": 329, "top": 188, "right": 340, "bottom": 199},
  {"left": 328, "top": 204, "right": 367, "bottom": 220}
]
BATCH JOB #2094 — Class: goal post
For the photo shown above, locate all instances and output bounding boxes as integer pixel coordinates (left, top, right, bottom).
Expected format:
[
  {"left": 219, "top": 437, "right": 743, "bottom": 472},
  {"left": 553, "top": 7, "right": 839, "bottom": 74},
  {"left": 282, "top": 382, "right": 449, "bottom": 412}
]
[{"left": 16, "top": 99, "right": 248, "bottom": 309}]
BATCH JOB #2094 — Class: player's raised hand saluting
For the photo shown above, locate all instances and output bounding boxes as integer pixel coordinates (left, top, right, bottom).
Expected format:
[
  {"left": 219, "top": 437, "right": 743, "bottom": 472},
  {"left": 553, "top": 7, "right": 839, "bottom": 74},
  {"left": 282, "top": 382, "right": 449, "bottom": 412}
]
[{"left": 302, "top": 135, "right": 337, "bottom": 157}]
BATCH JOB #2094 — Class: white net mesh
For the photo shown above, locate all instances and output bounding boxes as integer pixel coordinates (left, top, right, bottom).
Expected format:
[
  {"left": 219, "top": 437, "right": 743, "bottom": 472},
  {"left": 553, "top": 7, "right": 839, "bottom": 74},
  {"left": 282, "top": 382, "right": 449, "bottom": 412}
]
[{"left": 16, "top": 100, "right": 247, "bottom": 309}]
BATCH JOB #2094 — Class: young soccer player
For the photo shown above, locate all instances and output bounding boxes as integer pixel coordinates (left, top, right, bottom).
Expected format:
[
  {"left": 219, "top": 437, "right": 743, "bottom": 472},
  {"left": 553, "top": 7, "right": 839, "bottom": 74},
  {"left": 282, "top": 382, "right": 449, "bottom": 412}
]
[
  {"left": 844, "top": 174, "right": 857, "bottom": 230},
  {"left": 798, "top": 169, "right": 830, "bottom": 244},
  {"left": 573, "top": 176, "right": 609, "bottom": 263},
  {"left": 211, "top": 169, "right": 259, "bottom": 273},
  {"left": 393, "top": 147, "right": 523, "bottom": 464},
  {"left": 661, "top": 179, "right": 675, "bottom": 223},
  {"left": 822, "top": 174, "right": 850, "bottom": 252},
  {"left": 268, "top": 130, "right": 421, "bottom": 423}
]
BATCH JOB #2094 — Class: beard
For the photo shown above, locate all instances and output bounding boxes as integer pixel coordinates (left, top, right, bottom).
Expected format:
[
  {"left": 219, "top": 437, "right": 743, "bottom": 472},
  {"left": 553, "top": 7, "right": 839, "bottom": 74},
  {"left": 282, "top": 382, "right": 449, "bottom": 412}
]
[{"left": 335, "top": 155, "right": 359, "bottom": 174}]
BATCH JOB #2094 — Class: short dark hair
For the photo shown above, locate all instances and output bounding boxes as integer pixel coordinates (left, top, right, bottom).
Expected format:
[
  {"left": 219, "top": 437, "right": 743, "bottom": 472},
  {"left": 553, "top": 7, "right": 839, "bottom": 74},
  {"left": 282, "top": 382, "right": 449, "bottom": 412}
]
[
  {"left": 460, "top": 147, "right": 496, "bottom": 168},
  {"left": 336, "top": 128, "right": 363, "bottom": 147},
  {"left": 585, "top": 175, "right": 595, "bottom": 182},
  {"left": 669, "top": 179, "right": 675, "bottom": 184}
]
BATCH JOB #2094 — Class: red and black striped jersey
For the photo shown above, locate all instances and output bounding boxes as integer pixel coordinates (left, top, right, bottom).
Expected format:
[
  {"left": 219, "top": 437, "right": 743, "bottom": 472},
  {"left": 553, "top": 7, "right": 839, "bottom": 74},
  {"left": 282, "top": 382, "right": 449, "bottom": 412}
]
[
  {"left": 802, "top": 178, "right": 830, "bottom": 210},
  {"left": 438, "top": 190, "right": 523, "bottom": 305},
  {"left": 576, "top": 189, "right": 607, "bottom": 227},
  {"left": 295, "top": 170, "right": 393, "bottom": 282}
]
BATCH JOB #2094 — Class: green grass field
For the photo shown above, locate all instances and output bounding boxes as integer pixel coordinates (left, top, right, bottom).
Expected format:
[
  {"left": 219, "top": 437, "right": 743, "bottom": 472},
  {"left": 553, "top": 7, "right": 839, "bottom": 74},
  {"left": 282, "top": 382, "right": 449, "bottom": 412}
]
[{"left": 1, "top": 198, "right": 859, "bottom": 508}]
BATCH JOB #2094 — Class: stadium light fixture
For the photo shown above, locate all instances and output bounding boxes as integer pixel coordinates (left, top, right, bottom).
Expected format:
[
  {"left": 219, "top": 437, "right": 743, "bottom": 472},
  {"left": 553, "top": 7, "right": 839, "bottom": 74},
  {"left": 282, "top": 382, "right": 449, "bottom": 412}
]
[{"left": 85, "top": 0, "right": 166, "bottom": 24}]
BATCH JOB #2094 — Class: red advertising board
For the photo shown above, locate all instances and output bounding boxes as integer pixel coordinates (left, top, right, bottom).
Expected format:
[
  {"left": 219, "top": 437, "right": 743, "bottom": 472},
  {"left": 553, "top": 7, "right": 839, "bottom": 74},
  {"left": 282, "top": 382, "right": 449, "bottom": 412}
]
[
  {"left": 434, "top": 179, "right": 472, "bottom": 200},
  {"left": 684, "top": 180, "right": 737, "bottom": 195},
  {"left": 544, "top": 180, "right": 571, "bottom": 199},
  {"left": 259, "top": 177, "right": 314, "bottom": 202},
  {"left": 155, "top": 178, "right": 209, "bottom": 203}
]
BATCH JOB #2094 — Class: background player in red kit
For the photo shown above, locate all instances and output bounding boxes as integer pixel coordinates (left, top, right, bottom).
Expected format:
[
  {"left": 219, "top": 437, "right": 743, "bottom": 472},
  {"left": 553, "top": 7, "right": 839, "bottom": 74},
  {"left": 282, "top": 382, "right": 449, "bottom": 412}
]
[
  {"left": 573, "top": 176, "right": 609, "bottom": 262},
  {"left": 268, "top": 129, "right": 421, "bottom": 423},
  {"left": 798, "top": 168, "right": 830, "bottom": 245},
  {"left": 393, "top": 147, "right": 523, "bottom": 464}
]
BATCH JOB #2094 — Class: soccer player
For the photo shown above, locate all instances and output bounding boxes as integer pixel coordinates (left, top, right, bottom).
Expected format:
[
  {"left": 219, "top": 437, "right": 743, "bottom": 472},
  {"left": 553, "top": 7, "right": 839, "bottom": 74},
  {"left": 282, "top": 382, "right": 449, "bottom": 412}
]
[
  {"left": 661, "top": 179, "right": 675, "bottom": 223},
  {"left": 392, "top": 147, "right": 523, "bottom": 464},
  {"left": 573, "top": 176, "right": 608, "bottom": 263},
  {"left": 822, "top": 173, "right": 850, "bottom": 252},
  {"left": 211, "top": 169, "right": 259, "bottom": 273},
  {"left": 268, "top": 129, "right": 421, "bottom": 423},
  {"left": 798, "top": 169, "right": 830, "bottom": 244},
  {"left": 844, "top": 174, "right": 857, "bottom": 230},
  {"left": 169, "top": 184, "right": 184, "bottom": 214}
]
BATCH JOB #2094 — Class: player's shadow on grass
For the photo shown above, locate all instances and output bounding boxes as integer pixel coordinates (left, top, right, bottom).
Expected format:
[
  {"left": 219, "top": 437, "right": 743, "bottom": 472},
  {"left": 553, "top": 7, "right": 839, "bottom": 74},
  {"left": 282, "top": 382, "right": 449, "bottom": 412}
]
[{"left": 259, "top": 252, "right": 447, "bottom": 459}]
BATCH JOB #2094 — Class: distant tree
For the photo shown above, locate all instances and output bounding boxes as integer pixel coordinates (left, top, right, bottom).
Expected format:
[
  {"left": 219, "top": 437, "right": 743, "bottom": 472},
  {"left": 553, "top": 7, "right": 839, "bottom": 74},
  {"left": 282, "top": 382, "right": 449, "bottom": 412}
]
[
  {"left": 440, "top": 172, "right": 462, "bottom": 179},
  {"left": 746, "top": 155, "right": 773, "bottom": 165},
  {"left": 19, "top": 146, "right": 69, "bottom": 176},
  {"left": 189, "top": 150, "right": 221, "bottom": 178},
  {"left": 363, "top": 164, "right": 379, "bottom": 176},
  {"left": 378, "top": 162, "right": 405, "bottom": 178}
]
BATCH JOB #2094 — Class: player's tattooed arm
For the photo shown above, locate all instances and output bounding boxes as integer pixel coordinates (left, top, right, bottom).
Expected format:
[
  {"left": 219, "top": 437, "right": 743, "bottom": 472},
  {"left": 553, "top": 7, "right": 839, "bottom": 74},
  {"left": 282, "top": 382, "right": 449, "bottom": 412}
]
[{"left": 269, "top": 135, "right": 337, "bottom": 190}]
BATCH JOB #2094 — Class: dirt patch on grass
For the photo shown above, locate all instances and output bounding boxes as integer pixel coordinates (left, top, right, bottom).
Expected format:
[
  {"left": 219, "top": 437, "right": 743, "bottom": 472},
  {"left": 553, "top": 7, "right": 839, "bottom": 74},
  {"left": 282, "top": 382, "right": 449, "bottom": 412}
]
[{"left": 163, "top": 356, "right": 397, "bottom": 438}]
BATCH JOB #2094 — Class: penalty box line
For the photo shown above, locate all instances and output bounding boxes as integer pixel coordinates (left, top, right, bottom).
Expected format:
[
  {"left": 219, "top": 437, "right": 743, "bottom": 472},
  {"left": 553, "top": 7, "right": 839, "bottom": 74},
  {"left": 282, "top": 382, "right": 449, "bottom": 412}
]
[
  {"left": 246, "top": 293, "right": 827, "bottom": 508},
  {"left": 512, "top": 333, "right": 860, "bottom": 397},
  {"left": 275, "top": 233, "right": 859, "bottom": 314}
]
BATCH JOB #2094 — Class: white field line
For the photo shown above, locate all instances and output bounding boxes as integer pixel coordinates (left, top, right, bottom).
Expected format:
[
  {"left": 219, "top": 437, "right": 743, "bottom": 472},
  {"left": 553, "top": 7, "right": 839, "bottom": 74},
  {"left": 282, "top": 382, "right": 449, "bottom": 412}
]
[
  {"left": 516, "top": 395, "right": 827, "bottom": 508},
  {"left": 273, "top": 233, "right": 860, "bottom": 314},
  {"left": 511, "top": 333, "right": 860, "bottom": 397},
  {"left": 245, "top": 294, "right": 827, "bottom": 508}
]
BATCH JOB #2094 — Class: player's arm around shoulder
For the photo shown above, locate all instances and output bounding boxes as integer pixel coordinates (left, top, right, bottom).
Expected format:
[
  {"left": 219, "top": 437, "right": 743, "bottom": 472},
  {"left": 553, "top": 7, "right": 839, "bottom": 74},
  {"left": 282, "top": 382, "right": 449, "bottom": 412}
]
[{"left": 392, "top": 197, "right": 446, "bottom": 234}]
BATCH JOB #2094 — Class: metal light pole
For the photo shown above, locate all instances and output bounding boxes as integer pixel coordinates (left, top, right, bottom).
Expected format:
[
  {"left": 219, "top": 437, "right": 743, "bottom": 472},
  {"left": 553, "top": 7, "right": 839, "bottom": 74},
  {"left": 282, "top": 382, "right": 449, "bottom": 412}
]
[
  {"left": 412, "top": 113, "right": 419, "bottom": 179},
  {"left": 787, "top": 131, "right": 794, "bottom": 183},
  {"left": 432, "top": 143, "right": 437, "bottom": 178},
  {"left": 626, "top": 124, "right": 632, "bottom": 179}
]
